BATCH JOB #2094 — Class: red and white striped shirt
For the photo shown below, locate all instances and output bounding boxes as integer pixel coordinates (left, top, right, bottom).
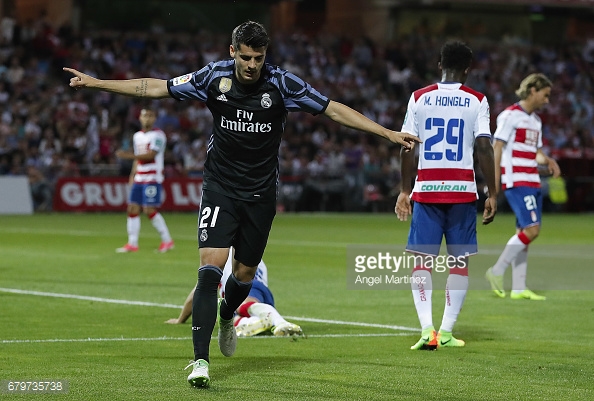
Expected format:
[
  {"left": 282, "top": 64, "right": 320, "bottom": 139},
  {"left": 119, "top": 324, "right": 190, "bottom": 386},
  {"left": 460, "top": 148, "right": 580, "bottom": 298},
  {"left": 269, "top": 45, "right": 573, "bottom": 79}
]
[
  {"left": 132, "top": 128, "right": 167, "bottom": 184},
  {"left": 402, "top": 82, "right": 491, "bottom": 203},
  {"left": 493, "top": 104, "right": 542, "bottom": 190}
]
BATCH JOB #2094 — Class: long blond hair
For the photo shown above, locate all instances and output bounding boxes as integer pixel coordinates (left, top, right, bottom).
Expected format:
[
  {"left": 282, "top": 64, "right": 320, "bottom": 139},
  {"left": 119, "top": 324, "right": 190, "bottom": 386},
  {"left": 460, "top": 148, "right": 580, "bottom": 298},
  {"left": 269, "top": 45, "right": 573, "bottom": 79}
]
[{"left": 515, "top": 73, "right": 552, "bottom": 100}]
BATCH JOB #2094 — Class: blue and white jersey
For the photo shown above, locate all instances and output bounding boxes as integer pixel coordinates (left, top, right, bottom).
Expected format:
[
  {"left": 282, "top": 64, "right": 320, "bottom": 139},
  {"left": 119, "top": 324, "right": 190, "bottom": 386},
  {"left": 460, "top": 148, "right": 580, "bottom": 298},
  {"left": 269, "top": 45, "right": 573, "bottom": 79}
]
[{"left": 167, "top": 60, "right": 330, "bottom": 201}]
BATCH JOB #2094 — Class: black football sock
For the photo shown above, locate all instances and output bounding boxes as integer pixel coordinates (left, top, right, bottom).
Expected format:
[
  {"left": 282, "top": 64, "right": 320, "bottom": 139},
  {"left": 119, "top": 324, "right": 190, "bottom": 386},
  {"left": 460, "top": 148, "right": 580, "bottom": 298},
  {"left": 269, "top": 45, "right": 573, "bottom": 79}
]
[
  {"left": 192, "top": 265, "right": 222, "bottom": 362},
  {"left": 219, "top": 273, "right": 253, "bottom": 321}
]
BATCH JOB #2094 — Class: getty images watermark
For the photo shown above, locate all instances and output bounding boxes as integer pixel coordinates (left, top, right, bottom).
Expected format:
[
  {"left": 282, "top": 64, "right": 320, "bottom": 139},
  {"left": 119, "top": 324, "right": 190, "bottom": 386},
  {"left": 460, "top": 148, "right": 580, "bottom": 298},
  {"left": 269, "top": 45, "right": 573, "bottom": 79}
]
[
  {"left": 347, "top": 244, "right": 594, "bottom": 291},
  {"left": 347, "top": 244, "right": 468, "bottom": 290}
]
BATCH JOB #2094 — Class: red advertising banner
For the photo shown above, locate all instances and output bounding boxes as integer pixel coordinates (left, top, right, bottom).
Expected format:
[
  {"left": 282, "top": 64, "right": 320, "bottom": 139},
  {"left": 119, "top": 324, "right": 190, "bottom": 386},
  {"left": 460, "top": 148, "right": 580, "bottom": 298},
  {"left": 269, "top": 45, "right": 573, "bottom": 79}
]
[{"left": 53, "top": 176, "right": 203, "bottom": 212}]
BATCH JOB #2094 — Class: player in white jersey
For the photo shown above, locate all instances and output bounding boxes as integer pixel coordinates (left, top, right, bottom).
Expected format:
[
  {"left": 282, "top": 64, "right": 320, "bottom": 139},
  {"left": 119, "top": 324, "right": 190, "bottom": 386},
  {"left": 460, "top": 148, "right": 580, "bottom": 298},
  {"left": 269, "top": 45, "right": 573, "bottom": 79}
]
[
  {"left": 486, "top": 74, "right": 561, "bottom": 301},
  {"left": 396, "top": 41, "right": 497, "bottom": 350},
  {"left": 114, "top": 108, "right": 174, "bottom": 253},
  {"left": 166, "top": 247, "right": 303, "bottom": 337}
]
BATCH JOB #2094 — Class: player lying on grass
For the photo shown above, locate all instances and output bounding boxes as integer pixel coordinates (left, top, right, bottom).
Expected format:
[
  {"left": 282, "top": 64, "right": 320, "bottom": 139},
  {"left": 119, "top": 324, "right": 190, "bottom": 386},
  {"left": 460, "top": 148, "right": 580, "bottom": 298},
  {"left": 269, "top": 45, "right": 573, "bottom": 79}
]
[{"left": 166, "top": 248, "right": 303, "bottom": 338}]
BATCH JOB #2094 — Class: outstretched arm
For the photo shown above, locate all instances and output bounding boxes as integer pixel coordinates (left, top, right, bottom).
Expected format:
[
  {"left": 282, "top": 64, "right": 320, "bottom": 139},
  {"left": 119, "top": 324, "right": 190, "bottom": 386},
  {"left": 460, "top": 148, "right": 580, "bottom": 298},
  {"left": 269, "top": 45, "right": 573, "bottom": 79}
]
[
  {"left": 63, "top": 67, "right": 170, "bottom": 99},
  {"left": 165, "top": 287, "right": 195, "bottom": 324},
  {"left": 115, "top": 149, "right": 158, "bottom": 163},
  {"left": 323, "top": 100, "right": 421, "bottom": 150}
]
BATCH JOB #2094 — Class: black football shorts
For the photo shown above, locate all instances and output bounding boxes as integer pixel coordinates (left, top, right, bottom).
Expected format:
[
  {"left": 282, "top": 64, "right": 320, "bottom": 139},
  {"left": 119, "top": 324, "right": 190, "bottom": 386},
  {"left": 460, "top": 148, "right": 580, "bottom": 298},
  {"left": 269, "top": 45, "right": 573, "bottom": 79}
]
[{"left": 197, "top": 189, "right": 276, "bottom": 267}]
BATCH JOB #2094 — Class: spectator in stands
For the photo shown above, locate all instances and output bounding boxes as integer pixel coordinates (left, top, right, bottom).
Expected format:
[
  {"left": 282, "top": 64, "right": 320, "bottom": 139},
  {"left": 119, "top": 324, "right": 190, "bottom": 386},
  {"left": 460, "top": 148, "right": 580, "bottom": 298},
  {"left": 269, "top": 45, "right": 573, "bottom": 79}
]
[{"left": 0, "top": 8, "right": 593, "bottom": 215}]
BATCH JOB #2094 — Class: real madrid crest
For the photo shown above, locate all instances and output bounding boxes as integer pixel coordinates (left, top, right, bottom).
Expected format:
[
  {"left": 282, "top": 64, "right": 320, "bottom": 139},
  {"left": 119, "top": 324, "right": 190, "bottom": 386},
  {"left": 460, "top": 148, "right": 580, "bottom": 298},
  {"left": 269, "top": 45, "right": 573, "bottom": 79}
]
[
  {"left": 261, "top": 93, "right": 272, "bottom": 108},
  {"left": 200, "top": 229, "right": 208, "bottom": 242},
  {"left": 219, "top": 77, "right": 232, "bottom": 93}
]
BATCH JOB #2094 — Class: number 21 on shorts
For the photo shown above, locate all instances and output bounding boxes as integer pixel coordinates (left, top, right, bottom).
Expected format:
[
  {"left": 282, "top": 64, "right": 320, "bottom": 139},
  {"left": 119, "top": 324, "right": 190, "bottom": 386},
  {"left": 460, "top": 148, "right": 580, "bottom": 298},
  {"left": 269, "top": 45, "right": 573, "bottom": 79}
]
[
  {"left": 524, "top": 195, "right": 537, "bottom": 211},
  {"left": 199, "top": 206, "right": 220, "bottom": 228}
]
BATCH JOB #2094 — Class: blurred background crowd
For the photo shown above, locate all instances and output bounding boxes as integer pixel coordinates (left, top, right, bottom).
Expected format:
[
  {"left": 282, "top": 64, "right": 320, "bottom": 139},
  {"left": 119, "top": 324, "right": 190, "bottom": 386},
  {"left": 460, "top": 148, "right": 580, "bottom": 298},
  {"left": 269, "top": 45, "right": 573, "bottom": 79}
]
[{"left": 1, "top": 1, "right": 593, "bottom": 212}]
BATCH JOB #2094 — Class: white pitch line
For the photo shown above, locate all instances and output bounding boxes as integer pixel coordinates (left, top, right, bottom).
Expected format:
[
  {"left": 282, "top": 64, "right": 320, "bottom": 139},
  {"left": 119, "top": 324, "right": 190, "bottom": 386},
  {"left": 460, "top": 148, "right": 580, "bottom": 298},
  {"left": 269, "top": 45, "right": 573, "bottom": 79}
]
[
  {"left": 0, "top": 287, "right": 181, "bottom": 309},
  {"left": 281, "top": 316, "right": 418, "bottom": 332},
  {"left": 1, "top": 336, "right": 191, "bottom": 344},
  {"left": 1, "top": 333, "right": 412, "bottom": 345},
  {"left": 0, "top": 287, "right": 419, "bottom": 332},
  {"left": 244, "top": 333, "right": 413, "bottom": 339}
]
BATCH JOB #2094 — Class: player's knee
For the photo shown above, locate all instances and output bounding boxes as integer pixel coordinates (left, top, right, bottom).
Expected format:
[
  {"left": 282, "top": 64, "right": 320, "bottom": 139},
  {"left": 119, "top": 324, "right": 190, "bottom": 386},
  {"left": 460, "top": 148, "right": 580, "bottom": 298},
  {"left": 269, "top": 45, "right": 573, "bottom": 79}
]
[
  {"left": 143, "top": 206, "right": 157, "bottom": 216},
  {"left": 234, "top": 265, "right": 257, "bottom": 282},
  {"left": 524, "top": 226, "right": 540, "bottom": 241},
  {"left": 200, "top": 247, "right": 230, "bottom": 269}
]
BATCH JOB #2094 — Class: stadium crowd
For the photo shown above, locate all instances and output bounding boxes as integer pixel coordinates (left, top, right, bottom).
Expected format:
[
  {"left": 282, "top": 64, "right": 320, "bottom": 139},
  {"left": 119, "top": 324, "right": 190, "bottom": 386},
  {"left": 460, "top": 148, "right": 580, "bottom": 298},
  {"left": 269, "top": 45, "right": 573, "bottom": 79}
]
[{"left": 1, "top": 12, "right": 593, "bottom": 211}]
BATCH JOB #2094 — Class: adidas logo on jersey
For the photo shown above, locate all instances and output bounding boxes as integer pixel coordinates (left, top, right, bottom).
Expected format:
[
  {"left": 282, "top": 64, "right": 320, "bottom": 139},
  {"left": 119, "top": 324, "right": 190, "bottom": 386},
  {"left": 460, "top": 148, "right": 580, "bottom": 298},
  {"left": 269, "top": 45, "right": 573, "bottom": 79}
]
[{"left": 216, "top": 94, "right": 228, "bottom": 102}]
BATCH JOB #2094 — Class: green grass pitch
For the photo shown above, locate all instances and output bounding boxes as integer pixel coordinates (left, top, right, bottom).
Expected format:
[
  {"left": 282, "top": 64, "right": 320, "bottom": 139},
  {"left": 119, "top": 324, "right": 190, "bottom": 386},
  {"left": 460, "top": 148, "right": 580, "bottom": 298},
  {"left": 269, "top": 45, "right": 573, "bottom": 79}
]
[{"left": 0, "top": 212, "right": 593, "bottom": 400}]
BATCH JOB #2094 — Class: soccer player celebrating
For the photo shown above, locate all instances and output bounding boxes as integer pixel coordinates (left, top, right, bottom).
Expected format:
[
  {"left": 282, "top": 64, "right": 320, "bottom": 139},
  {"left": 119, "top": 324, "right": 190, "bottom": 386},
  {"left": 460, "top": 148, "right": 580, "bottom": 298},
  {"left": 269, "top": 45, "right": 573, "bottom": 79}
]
[
  {"left": 396, "top": 41, "right": 497, "bottom": 350},
  {"left": 114, "top": 108, "right": 174, "bottom": 253},
  {"left": 64, "top": 21, "right": 420, "bottom": 387},
  {"left": 485, "top": 74, "right": 561, "bottom": 300}
]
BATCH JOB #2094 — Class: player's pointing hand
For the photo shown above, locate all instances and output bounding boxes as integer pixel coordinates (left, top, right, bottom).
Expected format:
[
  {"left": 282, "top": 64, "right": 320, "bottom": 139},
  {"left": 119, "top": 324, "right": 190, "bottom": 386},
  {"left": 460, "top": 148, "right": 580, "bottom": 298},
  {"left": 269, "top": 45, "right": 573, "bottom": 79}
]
[
  {"left": 63, "top": 67, "right": 96, "bottom": 89},
  {"left": 388, "top": 131, "right": 421, "bottom": 151}
]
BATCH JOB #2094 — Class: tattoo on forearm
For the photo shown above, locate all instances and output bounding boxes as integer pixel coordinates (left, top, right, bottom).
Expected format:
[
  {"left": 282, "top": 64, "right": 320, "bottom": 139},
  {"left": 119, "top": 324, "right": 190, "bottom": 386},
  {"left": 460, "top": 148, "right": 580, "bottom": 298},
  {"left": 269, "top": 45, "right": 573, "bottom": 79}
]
[{"left": 135, "top": 80, "right": 148, "bottom": 97}]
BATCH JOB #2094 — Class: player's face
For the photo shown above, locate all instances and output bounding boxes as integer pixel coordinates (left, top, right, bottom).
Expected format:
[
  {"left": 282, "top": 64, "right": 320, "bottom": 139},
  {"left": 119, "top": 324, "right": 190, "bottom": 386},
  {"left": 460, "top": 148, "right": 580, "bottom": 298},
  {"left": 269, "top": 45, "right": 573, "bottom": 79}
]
[
  {"left": 139, "top": 109, "right": 156, "bottom": 130},
  {"left": 230, "top": 44, "right": 267, "bottom": 84},
  {"left": 531, "top": 86, "right": 551, "bottom": 110}
]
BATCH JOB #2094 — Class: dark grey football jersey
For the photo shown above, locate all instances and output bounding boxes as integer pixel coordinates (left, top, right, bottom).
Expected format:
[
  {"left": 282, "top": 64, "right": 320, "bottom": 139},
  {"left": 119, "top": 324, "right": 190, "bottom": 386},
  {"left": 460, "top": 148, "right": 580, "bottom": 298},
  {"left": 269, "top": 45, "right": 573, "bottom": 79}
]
[{"left": 167, "top": 60, "right": 330, "bottom": 201}]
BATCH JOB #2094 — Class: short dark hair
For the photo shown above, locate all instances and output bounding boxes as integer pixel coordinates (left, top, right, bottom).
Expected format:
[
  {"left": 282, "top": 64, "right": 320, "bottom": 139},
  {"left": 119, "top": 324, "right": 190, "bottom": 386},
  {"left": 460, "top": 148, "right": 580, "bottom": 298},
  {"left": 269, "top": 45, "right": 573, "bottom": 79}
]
[
  {"left": 440, "top": 40, "right": 473, "bottom": 72},
  {"left": 231, "top": 21, "right": 270, "bottom": 50}
]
